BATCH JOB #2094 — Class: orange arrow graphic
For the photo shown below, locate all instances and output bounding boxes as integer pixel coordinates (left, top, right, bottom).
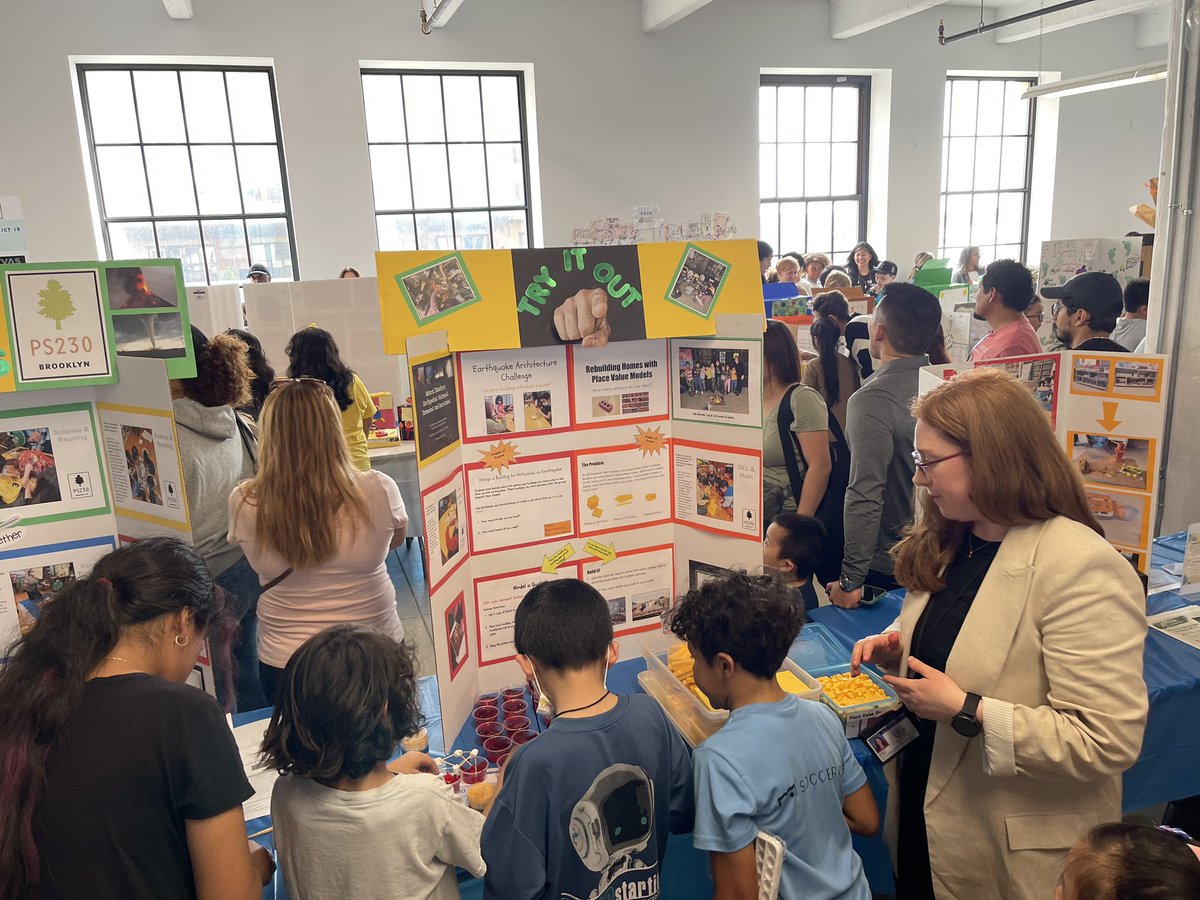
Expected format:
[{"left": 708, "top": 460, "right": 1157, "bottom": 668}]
[{"left": 1096, "top": 401, "right": 1122, "bottom": 432}]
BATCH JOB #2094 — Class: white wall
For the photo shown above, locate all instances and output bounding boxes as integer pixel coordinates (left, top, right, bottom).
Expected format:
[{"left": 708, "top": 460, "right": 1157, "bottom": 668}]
[{"left": 0, "top": 0, "right": 1166, "bottom": 279}]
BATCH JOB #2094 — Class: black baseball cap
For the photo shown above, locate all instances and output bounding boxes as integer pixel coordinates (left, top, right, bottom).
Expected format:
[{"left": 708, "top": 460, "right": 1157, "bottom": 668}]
[
  {"left": 873, "top": 260, "right": 898, "bottom": 276},
  {"left": 1041, "top": 271, "right": 1123, "bottom": 318}
]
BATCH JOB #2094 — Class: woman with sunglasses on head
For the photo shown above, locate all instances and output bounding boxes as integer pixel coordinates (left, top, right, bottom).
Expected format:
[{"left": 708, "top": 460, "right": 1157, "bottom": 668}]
[
  {"left": 284, "top": 326, "right": 375, "bottom": 471},
  {"left": 851, "top": 367, "right": 1147, "bottom": 900},
  {"left": 0, "top": 539, "right": 275, "bottom": 900},
  {"left": 228, "top": 377, "right": 408, "bottom": 703}
]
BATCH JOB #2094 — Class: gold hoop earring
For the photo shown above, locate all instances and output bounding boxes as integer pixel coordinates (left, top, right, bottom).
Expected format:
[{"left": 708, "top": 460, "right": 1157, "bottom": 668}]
[{"left": 174, "top": 634, "right": 189, "bottom": 648}]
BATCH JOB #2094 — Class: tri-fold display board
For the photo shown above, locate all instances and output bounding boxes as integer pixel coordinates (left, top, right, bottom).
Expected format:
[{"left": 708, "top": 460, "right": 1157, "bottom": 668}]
[{"left": 380, "top": 240, "right": 768, "bottom": 745}]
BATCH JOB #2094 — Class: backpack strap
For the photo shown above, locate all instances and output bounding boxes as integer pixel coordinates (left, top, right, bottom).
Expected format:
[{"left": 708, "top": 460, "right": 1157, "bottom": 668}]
[{"left": 777, "top": 385, "right": 806, "bottom": 504}]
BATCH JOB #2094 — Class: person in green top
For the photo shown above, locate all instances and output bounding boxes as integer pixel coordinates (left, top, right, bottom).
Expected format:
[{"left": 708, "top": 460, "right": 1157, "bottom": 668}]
[
  {"left": 762, "top": 320, "right": 830, "bottom": 524},
  {"left": 285, "top": 327, "right": 375, "bottom": 472}
]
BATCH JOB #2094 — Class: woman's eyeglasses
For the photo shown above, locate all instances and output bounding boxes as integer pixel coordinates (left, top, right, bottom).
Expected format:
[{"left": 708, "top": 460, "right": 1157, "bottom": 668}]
[
  {"left": 911, "top": 449, "right": 969, "bottom": 474},
  {"left": 270, "top": 376, "right": 332, "bottom": 393}
]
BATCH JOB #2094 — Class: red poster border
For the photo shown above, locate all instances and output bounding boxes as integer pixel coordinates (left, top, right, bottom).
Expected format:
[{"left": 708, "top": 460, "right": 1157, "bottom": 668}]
[
  {"left": 573, "top": 441, "right": 673, "bottom": 538},
  {"left": 419, "top": 465, "right": 470, "bottom": 594},
  {"left": 455, "top": 351, "right": 574, "bottom": 445},
  {"left": 473, "top": 562, "right": 582, "bottom": 667},
  {"left": 578, "top": 542, "right": 677, "bottom": 640},
  {"left": 463, "top": 449, "right": 579, "bottom": 556},
  {"left": 672, "top": 437, "right": 764, "bottom": 542},
  {"left": 566, "top": 343, "right": 672, "bottom": 431}
]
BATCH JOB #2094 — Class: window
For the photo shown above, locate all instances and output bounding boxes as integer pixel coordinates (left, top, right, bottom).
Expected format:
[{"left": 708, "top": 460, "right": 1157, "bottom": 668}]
[
  {"left": 939, "top": 76, "right": 1036, "bottom": 265},
  {"left": 759, "top": 75, "right": 870, "bottom": 262},
  {"left": 362, "top": 69, "right": 534, "bottom": 252},
  {"left": 77, "top": 64, "right": 297, "bottom": 285}
]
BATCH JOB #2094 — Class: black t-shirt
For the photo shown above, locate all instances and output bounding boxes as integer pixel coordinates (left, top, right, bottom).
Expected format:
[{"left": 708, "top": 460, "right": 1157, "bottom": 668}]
[
  {"left": 32, "top": 675, "right": 253, "bottom": 900},
  {"left": 1074, "top": 337, "right": 1129, "bottom": 353}
]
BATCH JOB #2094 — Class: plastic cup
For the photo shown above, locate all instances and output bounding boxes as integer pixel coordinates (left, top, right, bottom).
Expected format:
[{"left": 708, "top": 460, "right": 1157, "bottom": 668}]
[
  {"left": 472, "top": 705, "right": 499, "bottom": 724},
  {"left": 443, "top": 770, "right": 462, "bottom": 793},
  {"left": 483, "top": 735, "right": 513, "bottom": 763},
  {"left": 501, "top": 686, "right": 526, "bottom": 702},
  {"left": 502, "top": 699, "right": 529, "bottom": 719},
  {"left": 476, "top": 721, "right": 504, "bottom": 741},
  {"left": 503, "top": 715, "right": 530, "bottom": 735},
  {"left": 462, "top": 757, "right": 488, "bottom": 784},
  {"left": 511, "top": 729, "right": 538, "bottom": 745},
  {"left": 474, "top": 692, "right": 500, "bottom": 708},
  {"left": 495, "top": 753, "right": 510, "bottom": 769}
]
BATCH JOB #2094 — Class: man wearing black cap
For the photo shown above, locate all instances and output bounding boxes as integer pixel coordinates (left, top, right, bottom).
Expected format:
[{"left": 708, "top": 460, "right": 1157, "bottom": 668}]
[
  {"left": 1045, "top": 271, "right": 1128, "bottom": 352},
  {"left": 870, "top": 260, "right": 898, "bottom": 296},
  {"left": 247, "top": 263, "right": 272, "bottom": 284}
]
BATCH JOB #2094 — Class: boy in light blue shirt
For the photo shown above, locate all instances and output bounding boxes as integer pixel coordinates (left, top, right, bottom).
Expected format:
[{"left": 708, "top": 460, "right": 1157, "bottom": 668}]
[{"left": 669, "top": 571, "right": 878, "bottom": 899}]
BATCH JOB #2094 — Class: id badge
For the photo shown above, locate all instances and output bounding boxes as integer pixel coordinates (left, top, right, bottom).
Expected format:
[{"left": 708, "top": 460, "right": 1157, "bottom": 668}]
[{"left": 863, "top": 710, "right": 920, "bottom": 763}]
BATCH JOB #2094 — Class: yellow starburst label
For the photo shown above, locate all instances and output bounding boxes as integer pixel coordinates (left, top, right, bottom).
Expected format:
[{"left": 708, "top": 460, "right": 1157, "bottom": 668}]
[
  {"left": 634, "top": 425, "right": 665, "bottom": 456},
  {"left": 479, "top": 438, "right": 519, "bottom": 471}
]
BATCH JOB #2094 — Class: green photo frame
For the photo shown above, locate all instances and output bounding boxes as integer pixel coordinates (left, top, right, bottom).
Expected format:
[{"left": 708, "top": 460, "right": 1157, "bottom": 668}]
[
  {"left": 663, "top": 243, "right": 732, "bottom": 320},
  {"left": 395, "top": 252, "right": 483, "bottom": 326}
]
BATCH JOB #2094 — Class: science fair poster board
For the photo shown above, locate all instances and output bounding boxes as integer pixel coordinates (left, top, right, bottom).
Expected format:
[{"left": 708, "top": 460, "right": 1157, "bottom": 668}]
[
  {"left": 1039, "top": 237, "right": 1142, "bottom": 291},
  {"left": 0, "top": 259, "right": 197, "bottom": 393},
  {"left": 393, "top": 255, "right": 766, "bottom": 745},
  {"left": 921, "top": 351, "right": 1168, "bottom": 570}
]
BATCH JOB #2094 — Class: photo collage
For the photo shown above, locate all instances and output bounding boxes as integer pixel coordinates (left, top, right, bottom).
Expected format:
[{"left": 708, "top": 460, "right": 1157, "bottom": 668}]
[{"left": 106, "top": 263, "right": 189, "bottom": 363}]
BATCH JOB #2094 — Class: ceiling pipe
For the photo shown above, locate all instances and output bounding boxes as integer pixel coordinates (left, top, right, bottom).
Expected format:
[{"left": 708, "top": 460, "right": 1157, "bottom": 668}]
[{"left": 938, "top": 0, "right": 1098, "bottom": 44}]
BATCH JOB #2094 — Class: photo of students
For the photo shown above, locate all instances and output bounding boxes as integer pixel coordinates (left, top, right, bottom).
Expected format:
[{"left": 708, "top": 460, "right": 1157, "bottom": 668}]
[
  {"left": 667, "top": 247, "right": 729, "bottom": 313},
  {"left": 677, "top": 348, "right": 748, "bottom": 415},
  {"left": 401, "top": 256, "right": 477, "bottom": 322},
  {"left": 523, "top": 390, "right": 553, "bottom": 429},
  {"left": 695, "top": 459, "right": 735, "bottom": 522},
  {"left": 122, "top": 425, "right": 163, "bottom": 507},
  {"left": 11, "top": 562, "right": 77, "bottom": 635},
  {"left": 484, "top": 394, "right": 515, "bottom": 434},
  {"left": 437, "top": 492, "right": 460, "bottom": 565},
  {"left": 0, "top": 427, "right": 60, "bottom": 508}
]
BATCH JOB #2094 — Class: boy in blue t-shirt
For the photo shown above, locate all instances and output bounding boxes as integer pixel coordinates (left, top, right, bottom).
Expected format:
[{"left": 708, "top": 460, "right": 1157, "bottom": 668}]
[
  {"left": 481, "top": 579, "right": 694, "bottom": 900},
  {"left": 669, "top": 571, "right": 878, "bottom": 899}
]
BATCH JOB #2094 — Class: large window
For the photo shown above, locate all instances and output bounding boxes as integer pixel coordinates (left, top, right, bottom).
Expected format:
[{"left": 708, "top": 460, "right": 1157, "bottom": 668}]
[
  {"left": 362, "top": 69, "right": 534, "bottom": 252},
  {"left": 939, "top": 76, "right": 1036, "bottom": 264},
  {"left": 77, "top": 64, "right": 297, "bottom": 285},
  {"left": 759, "top": 75, "right": 870, "bottom": 261}
]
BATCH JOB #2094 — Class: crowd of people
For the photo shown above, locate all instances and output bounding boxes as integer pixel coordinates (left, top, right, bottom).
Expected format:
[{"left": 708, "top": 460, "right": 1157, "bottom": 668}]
[{"left": 0, "top": 240, "right": 1186, "bottom": 900}]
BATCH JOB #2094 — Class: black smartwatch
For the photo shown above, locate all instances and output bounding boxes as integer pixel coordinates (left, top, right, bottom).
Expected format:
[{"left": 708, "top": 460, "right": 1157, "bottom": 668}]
[{"left": 951, "top": 692, "right": 983, "bottom": 737}]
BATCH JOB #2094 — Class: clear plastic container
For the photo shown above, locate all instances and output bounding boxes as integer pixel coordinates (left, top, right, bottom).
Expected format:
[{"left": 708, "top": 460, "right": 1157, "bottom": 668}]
[
  {"left": 810, "top": 663, "right": 901, "bottom": 737},
  {"left": 639, "top": 638, "right": 822, "bottom": 747},
  {"left": 788, "top": 622, "right": 851, "bottom": 671}
]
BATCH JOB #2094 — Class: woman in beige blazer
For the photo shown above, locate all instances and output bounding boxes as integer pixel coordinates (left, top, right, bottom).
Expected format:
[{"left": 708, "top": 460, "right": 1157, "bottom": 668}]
[{"left": 852, "top": 367, "right": 1147, "bottom": 900}]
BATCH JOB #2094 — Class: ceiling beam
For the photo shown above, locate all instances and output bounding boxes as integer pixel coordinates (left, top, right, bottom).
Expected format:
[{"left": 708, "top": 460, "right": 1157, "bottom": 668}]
[
  {"left": 830, "top": 0, "right": 940, "bottom": 39},
  {"left": 162, "top": 0, "right": 193, "bottom": 19},
  {"left": 1135, "top": 6, "right": 1170, "bottom": 47},
  {"left": 993, "top": 0, "right": 1166, "bottom": 43},
  {"left": 642, "top": 0, "right": 719, "bottom": 33},
  {"left": 427, "top": 0, "right": 468, "bottom": 28}
]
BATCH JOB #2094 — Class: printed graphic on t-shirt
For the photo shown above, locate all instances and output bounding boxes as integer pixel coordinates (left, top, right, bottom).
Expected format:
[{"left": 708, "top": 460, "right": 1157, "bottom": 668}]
[{"left": 564, "top": 764, "right": 661, "bottom": 900}]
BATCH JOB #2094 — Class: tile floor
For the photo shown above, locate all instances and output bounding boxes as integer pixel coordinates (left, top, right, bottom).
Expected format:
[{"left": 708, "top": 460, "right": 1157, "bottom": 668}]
[{"left": 387, "top": 539, "right": 437, "bottom": 678}]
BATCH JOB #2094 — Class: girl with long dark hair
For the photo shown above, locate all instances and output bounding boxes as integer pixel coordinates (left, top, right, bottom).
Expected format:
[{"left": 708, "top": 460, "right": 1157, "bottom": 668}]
[
  {"left": 285, "top": 326, "right": 375, "bottom": 471},
  {"left": 0, "top": 538, "right": 274, "bottom": 899},
  {"left": 225, "top": 328, "right": 275, "bottom": 421},
  {"left": 802, "top": 315, "right": 861, "bottom": 433},
  {"left": 846, "top": 241, "right": 880, "bottom": 292}
]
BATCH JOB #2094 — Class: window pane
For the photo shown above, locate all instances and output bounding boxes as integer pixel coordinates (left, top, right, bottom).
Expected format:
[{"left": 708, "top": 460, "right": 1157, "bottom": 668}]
[
  {"left": 941, "top": 137, "right": 950, "bottom": 193},
  {"left": 804, "top": 87, "right": 831, "bottom": 142},
  {"left": 192, "top": 146, "right": 242, "bottom": 215},
  {"left": 481, "top": 76, "right": 521, "bottom": 141},
  {"left": 831, "top": 143, "right": 857, "bottom": 196},
  {"left": 974, "top": 137, "right": 1001, "bottom": 191},
  {"left": 831, "top": 87, "right": 859, "bottom": 143},
  {"left": 976, "top": 81, "right": 1005, "bottom": 137},
  {"left": 805, "top": 142, "right": 831, "bottom": 197},
  {"left": 1003, "top": 81, "right": 1032, "bottom": 135},
  {"left": 486, "top": 143, "right": 525, "bottom": 207},
  {"left": 759, "top": 86, "right": 776, "bottom": 143},
  {"left": 942, "top": 81, "right": 953, "bottom": 136},
  {"left": 404, "top": 75, "right": 446, "bottom": 142},
  {"left": 377, "top": 214, "right": 417, "bottom": 251},
  {"left": 454, "top": 210, "right": 491, "bottom": 249},
  {"left": 949, "top": 81, "right": 978, "bottom": 136},
  {"left": 236, "top": 145, "right": 285, "bottom": 213},
  {"left": 155, "top": 220, "right": 206, "bottom": 283},
  {"left": 362, "top": 75, "right": 406, "bottom": 143},
  {"left": 369, "top": 145, "right": 413, "bottom": 210},
  {"left": 86, "top": 70, "right": 140, "bottom": 143},
  {"left": 409, "top": 145, "right": 451, "bottom": 209},
  {"left": 449, "top": 143, "right": 489, "bottom": 208},
  {"left": 777, "top": 86, "right": 804, "bottom": 142},
  {"left": 415, "top": 212, "right": 454, "bottom": 250},
  {"left": 444, "top": 76, "right": 484, "bottom": 142},
  {"left": 109, "top": 221, "right": 156, "bottom": 259},
  {"left": 491, "top": 210, "right": 528, "bottom": 249},
  {"left": 999, "top": 136, "right": 1027, "bottom": 190},
  {"left": 945, "top": 194, "right": 972, "bottom": 248},
  {"left": 972, "top": 192, "right": 999, "bottom": 247},
  {"left": 777, "top": 144, "right": 803, "bottom": 197},
  {"left": 833, "top": 200, "right": 859, "bottom": 257},
  {"left": 759, "top": 144, "right": 777, "bottom": 198},
  {"left": 201, "top": 219, "right": 249, "bottom": 283},
  {"left": 96, "top": 146, "right": 150, "bottom": 217},
  {"left": 995, "top": 243, "right": 1021, "bottom": 261},
  {"left": 997, "top": 193, "right": 1025, "bottom": 245},
  {"left": 134, "top": 71, "right": 186, "bottom": 143},
  {"left": 779, "top": 202, "right": 806, "bottom": 255},
  {"left": 759, "top": 202, "right": 779, "bottom": 255},
  {"left": 180, "top": 71, "right": 232, "bottom": 142},
  {"left": 246, "top": 218, "right": 293, "bottom": 280},
  {"left": 938, "top": 195, "right": 948, "bottom": 254},
  {"left": 227, "top": 71, "right": 277, "bottom": 143},
  {"left": 946, "top": 137, "right": 974, "bottom": 192},
  {"left": 806, "top": 201, "right": 833, "bottom": 255},
  {"left": 144, "top": 146, "right": 197, "bottom": 216}
]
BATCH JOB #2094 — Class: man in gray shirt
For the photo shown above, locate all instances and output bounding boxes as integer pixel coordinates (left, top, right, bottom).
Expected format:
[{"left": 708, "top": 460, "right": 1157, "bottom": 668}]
[{"left": 826, "top": 284, "right": 942, "bottom": 609}]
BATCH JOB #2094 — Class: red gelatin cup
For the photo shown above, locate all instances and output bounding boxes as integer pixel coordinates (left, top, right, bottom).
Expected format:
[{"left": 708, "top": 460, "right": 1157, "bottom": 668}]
[
  {"left": 476, "top": 721, "right": 504, "bottom": 741},
  {"left": 511, "top": 729, "right": 538, "bottom": 745},
  {"left": 474, "top": 692, "right": 500, "bottom": 708},
  {"left": 461, "top": 758, "right": 488, "bottom": 784},
  {"left": 502, "top": 699, "right": 529, "bottom": 719},
  {"left": 472, "top": 705, "right": 499, "bottom": 724},
  {"left": 503, "top": 715, "right": 530, "bottom": 735},
  {"left": 501, "top": 686, "right": 526, "bottom": 701},
  {"left": 482, "top": 735, "right": 513, "bottom": 763},
  {"left": 443, "top": 770, "right": 462, "bottom": 793}
]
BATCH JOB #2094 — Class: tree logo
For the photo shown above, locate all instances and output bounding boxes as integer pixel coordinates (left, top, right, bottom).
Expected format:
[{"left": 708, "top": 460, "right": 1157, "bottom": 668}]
[{"left": 37, "top": 279, "right": 76, "bottom": 331}]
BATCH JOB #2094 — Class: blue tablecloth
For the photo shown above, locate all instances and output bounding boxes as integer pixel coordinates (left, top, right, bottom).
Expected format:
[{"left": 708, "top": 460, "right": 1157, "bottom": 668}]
[{"left": 807, "top": 531, "right": 1200, "bottom": 814}]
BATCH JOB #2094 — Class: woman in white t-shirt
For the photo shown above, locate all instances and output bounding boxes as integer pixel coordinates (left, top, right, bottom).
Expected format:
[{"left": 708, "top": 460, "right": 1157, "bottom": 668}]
[{"left": 228, "top": 377, "right": 408, "bottom": 702}]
